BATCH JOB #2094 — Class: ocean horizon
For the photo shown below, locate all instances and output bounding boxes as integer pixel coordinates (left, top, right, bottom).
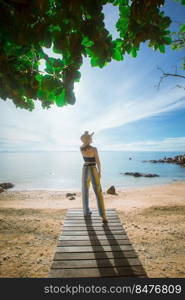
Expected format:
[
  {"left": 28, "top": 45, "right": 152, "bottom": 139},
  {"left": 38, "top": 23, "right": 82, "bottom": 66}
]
[{"left": 0, "top": 150, "right": 185, "bottom": 191}]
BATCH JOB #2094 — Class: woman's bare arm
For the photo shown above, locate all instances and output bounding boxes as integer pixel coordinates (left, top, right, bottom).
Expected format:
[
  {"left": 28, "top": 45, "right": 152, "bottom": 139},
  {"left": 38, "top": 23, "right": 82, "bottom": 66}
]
[{"left": 94, "top": 147, "right": 101, "bottom": 177}]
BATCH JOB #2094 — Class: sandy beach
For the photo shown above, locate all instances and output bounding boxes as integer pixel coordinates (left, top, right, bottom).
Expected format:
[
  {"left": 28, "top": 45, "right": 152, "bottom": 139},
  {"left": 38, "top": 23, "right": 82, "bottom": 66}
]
[{"left": 0, "top": 181, "right": 185, "bottom": 278}]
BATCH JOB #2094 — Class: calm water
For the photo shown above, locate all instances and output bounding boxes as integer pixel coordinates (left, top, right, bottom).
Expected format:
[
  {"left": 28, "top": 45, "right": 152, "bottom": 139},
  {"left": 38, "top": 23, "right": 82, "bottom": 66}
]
[{"left": 0, "top": 151, "right": 185, "bottom": 191}]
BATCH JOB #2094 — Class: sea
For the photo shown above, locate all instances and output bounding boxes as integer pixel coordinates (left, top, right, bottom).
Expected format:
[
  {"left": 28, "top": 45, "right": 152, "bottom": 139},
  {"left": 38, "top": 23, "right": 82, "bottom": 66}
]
[{"left": 0, "top": 151, "right": 185, "bottom": 191}]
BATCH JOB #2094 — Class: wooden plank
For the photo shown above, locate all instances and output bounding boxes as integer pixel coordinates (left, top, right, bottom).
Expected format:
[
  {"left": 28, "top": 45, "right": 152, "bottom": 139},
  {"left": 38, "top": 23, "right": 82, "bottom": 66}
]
[
  {"left": 49, "top": 266, "right": 146, "bottom": 278},
  {"left": 65, "top": 219, "right": 120, "bottom": 222},
  {"left": 62, "top": 226, "right": 124, "bottom": 231},
  {"left": 54, "top": 251, "right": 139, "bottom": 260},
  {"left": 66, "top": 215, "right": 118, "bottom": 218},
  {"left": 66, "top": 213, "right": 118, "bottom": 216},
  {"left": 65, "top": 218, "right": 118, "bottom": 221},
  {"left": 56, "top": 245, "right": 134, "bottom": 252},
  {"left": 62, "top": 230, "right": 125, "bottom": 235},
  {"left": 59, "top": 234, "right": 127, "bottom": 240},
  {"left": 63, "top": 224, "right": 123, "bottom": 231},
  {"left": 51, "top": 258, "right": 141, "bottom": 269},
  {"left": 66, "top": 210, "right": 117, "bottom": 215},
  {"left": 62, "top": 226, "right": 122, "bottom": 231},
  {"left": 64, "top": 221, "right": 121, "bottom": 224},
  {"left": 68, "top": 208, "right": 116, "bottom": 212},
  {"left": 57, "top": 240, "right": 132, "bottom": 246},
  {"left": 67, "top": 212, "right": 116, "bottom": 215},
  {"left": 66, "top": 216, "right": 119, "bottom": 220}
]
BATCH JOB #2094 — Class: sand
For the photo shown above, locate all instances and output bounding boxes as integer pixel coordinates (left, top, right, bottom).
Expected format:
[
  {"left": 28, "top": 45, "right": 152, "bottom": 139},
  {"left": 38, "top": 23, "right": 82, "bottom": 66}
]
[{"left": 0, "top": 181, "right": 185, "bottom": 278}]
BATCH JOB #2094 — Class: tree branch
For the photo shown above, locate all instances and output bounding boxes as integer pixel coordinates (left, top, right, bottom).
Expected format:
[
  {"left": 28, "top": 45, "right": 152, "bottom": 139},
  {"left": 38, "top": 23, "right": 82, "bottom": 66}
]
[{"left": 156, "top": 66, "right": 185, "bottom": 90}]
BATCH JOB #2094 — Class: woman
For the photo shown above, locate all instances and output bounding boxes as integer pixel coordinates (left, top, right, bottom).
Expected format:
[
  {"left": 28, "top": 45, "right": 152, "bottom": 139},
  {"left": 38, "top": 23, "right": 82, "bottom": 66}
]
[{"left": 80, "top": 131, "right": 108, "bottom": 223}]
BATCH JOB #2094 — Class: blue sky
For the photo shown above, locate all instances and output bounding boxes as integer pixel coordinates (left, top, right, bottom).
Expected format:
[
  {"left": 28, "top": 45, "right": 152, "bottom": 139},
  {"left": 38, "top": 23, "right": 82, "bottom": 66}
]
[{"left": 0, "top": 0, "right": 185, "bottom": 152}]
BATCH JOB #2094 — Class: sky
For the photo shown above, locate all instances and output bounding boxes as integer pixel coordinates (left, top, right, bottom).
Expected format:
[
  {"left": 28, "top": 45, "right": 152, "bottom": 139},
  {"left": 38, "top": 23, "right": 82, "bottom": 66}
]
[{"left": 0, "top": 0, "right": 185, "bottom": 152}]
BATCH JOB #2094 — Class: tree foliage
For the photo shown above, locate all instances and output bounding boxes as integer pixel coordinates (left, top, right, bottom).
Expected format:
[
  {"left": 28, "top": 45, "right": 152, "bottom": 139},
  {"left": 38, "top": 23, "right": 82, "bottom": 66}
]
[{"left": 0, "top": 0, "right": 180, "bottom": 110}]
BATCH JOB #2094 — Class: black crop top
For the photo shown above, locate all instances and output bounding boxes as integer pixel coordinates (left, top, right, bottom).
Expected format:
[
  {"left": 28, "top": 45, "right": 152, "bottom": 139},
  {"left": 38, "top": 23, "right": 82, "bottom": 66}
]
[
  {"left": 83, "top": 156, "right": 96, "bottom": 165},
  {"left": 83, "top": 156, "right": 96, "bottom": 163}
]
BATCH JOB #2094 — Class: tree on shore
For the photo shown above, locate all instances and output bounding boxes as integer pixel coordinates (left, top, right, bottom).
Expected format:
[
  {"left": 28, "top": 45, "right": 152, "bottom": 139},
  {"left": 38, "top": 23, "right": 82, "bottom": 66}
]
[{"left": 0, "top": 0, "right": 184, "bottom": 111}]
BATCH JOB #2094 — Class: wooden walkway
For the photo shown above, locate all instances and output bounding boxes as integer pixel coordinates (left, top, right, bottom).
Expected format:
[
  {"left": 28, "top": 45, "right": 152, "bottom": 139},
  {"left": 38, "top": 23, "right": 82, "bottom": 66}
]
[{"left": 49, "top": 209, "right": 147, "bottom": 278}]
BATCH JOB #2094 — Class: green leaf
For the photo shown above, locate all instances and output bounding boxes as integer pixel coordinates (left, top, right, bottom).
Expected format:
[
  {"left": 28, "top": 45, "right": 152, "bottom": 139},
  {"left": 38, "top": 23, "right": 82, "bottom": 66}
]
[
  {"left": 182, "top": 59, "right": 185, "bottom": 70},
  {"left": 119, "top": 6, "right": 130, "bottom": 19},
  {"left": 55, "top": 89, "right": 66, "bottom": 107},
  {"left": 159, "top": 44, "right": 165, "bottom": 53},
  {"left": 35, "top": 74, "right": 43, "bottom": 83},
  {"left": 180, "top": 24, "right": 185, "bottom": 33},
  {"left": 131, "top": 47, "right": 137, "bottom": 58},
  {"left": 90, "top": 56, "right": 99, "bottom": 67},
  {"left": 74, "top": 71, "right": 81, "bottom": 82},
  {"left": 48, "top": 25, "right": 61, "bottom": 33},
  {"left": 45, "top": 57, "right": 64, "bottom": 74},
  {"left": 113, "top": 48, "right": 123, "bottom": 60},
  {"left": 82, "top": 36, "right": 94, "bottom": 48},
  {"left": 113, "top": 0, "right": 128, "bottom": 6},
  {"left": 163, "top": 36, "right": 172, "bottom": 44},
  {"left": 113, "top": 39, "right": 124, "bottom": 61}
]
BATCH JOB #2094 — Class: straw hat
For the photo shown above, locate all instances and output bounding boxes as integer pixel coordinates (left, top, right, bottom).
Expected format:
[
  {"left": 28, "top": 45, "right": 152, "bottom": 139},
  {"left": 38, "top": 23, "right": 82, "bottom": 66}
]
[{"left": 80, "top": 131, "right": 94, "bottom": 144}]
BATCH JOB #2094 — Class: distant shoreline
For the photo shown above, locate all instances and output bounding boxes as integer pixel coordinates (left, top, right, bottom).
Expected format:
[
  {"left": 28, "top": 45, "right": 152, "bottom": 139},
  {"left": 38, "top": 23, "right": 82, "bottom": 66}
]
[
  {"left": 1, "top": 150, "right": 185, "bottom": 153},
  {"left": 5, "top": 179, "right": 185, "bottom": 193}
]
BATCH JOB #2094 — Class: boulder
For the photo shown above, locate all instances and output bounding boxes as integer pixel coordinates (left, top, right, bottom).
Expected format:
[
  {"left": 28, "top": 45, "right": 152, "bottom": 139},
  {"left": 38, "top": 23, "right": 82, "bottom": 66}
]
[
  {"left": 0, "top": 187, "right": 4, "bottom": 193},
  {"left": 124, "top": 172, "right": 159, "bottom": 178},
  {"left": 0, "top": 182, "right": 14, "bottom": 189},
  {"left": 66, "top": 192, "right": 76, "bottom": 198},
  {"left": 68, "top": 196, "right": 75, "bottom": 200},
  {"left": 125, "top": 172, "right": 142, "bottom": 177},
  {"left": 144, "top": 173, "right": 159, "bottom": 177},
  {"left": 106, "top": 185, "right": 116, "bottom": 195},
  {"left": 142, "top": 154, "right": 185, "bottom": 165}
]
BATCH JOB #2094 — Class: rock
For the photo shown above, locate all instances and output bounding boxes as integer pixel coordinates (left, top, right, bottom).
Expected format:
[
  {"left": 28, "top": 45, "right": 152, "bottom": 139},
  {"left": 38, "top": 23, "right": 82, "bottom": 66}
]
[
  {"left": 0, "top": 182, "right": 14, "bottom": 189},
  {"left": 0, "top": 187, "right": 4, "bottom": 193},
  {"left": 68, "top": 196, "right": 75, "bottom": 200},
  {"left": 144, "top": 173, "right": 159, "bottom": 177},
  {"left": 142, "top": 154, "right": 185, "bottom": 165},
  {"left": 106, "top": 186, "right": 116, "bottom": 195},
  {"left": 124, "top": 172, "right": 142, "bottom": 177},
  {"left": 66, "top": 193, "right": 73, "bottom": 197},
  {"left": 124, "top": 172, "right": 159, "bottom": 178},
  {"left": 3, "top": 255, "right": 10, "bottom": 261},
  {"left": 66, "top": 193, "right": 76, "bottom": 198}
]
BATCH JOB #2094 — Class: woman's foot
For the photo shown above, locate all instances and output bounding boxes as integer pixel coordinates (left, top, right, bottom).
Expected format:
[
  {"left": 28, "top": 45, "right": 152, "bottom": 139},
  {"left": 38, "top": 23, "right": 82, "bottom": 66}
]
[
  {"left": 102, "top": 216, "right": 108, "bottom": 223},
  {"left": 84, "top": 211, "right": 92, "bottom": 217}
]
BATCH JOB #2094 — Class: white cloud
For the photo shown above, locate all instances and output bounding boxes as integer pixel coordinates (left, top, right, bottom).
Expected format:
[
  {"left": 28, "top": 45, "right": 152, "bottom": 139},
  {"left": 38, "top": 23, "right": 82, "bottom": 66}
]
[
  {"left": 84, "top": 90, "right": 185, "bottom": 132},
  {"left": 0, "top": 79, "right": 185, "bottom": 151},
  {"left": 103, "top": 137, "right": 185, "bottom": 151},
  {"left": 0, "top": 46, "right": 185, "bottom": 152}
]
